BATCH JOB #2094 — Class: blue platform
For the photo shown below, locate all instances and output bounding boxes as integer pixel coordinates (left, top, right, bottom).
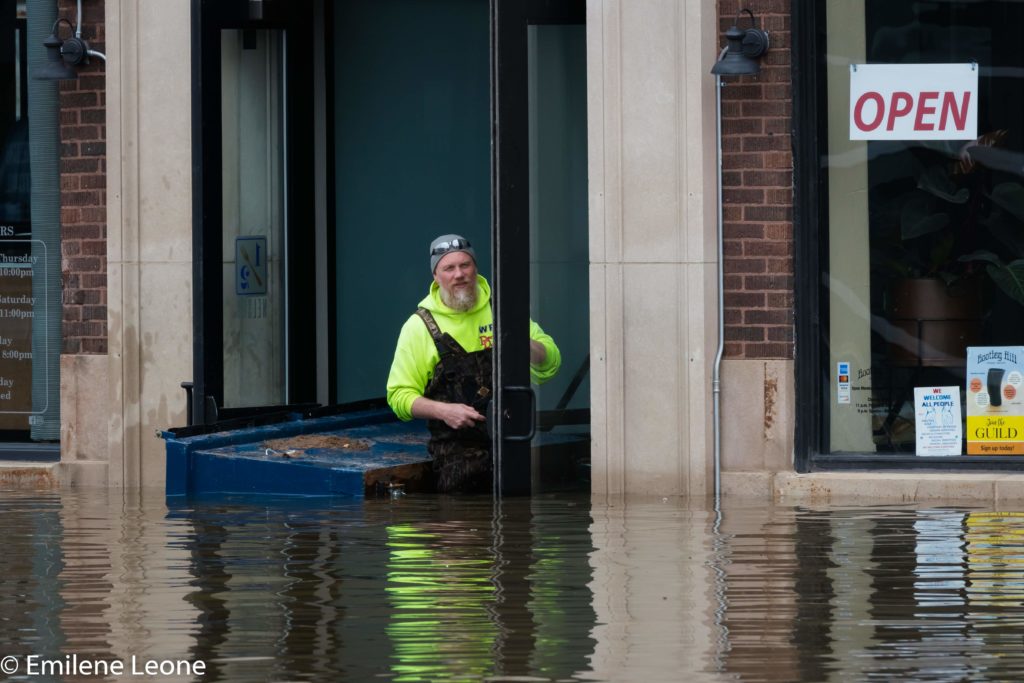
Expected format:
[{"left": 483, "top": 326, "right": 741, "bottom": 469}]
[{"left": 163, "top": 407, "right": 433, "bottom": 498}]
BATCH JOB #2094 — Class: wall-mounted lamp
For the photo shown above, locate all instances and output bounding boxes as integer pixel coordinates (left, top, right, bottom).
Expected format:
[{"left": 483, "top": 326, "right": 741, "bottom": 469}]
[
  {"left": 34, "top": 0, "right": 107, "bottom": 81},
  {"left": 711, "top": 9, "right": 770, "bottom": 77}
]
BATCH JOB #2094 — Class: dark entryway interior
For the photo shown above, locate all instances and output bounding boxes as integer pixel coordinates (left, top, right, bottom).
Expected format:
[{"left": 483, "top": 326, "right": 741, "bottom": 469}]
[{"left": 190, "top": 0, "right": 590, "bottom": 492}]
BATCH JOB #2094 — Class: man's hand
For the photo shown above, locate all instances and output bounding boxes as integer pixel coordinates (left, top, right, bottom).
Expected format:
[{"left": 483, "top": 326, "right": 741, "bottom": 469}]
[
  {"left": 439, "top": 403, "right": 486, "bottom": 430},
  {"left": 411, "top": 397, "right": 486, "bottom": 430}
]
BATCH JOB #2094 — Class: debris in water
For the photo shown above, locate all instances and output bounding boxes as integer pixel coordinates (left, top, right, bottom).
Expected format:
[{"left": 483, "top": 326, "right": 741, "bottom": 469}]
[{"left": 265, "top": 447, "right": 300, "bottom": 458}]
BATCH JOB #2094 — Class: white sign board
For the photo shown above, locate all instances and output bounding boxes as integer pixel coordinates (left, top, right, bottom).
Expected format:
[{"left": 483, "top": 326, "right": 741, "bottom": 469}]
[
  {"left": 849, "top": 63, "right": 977, "bottom": 140},
  {"left": 914, "top": 386, "right": 963, "bottom": 456}
]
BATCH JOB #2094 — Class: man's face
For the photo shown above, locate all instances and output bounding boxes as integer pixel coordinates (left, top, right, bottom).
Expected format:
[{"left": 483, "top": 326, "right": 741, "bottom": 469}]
[{"left": 434, "top": 251, "right": 478, "bottom": 311}]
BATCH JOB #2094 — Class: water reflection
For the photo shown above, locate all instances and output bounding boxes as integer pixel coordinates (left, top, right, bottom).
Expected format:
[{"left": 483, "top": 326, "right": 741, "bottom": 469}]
[
  {"left": 7, "top": 493, "right": 1024, "bottom": 681},
  {"left": 719, "top": 506, "right": 1024, "bottom": 683},
  {"left": 171, "top": 495, "right": 598, "bottom": 682}
]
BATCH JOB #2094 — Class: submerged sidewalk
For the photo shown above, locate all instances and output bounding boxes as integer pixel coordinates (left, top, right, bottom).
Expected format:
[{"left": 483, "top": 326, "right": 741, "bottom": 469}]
[
  {"left": 726, "top": 471, "right": 1024, "bottom": 504},
  {"left": 0, "top": 460, "right": 107, "bottom": 489},
  {"left": 10, "top": 459, "right": 1024, "bottom": 505}
]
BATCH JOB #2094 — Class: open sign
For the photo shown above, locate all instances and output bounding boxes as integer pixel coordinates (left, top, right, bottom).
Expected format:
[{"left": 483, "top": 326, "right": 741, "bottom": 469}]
[{"left": 849, "top": 63, "right": 977, "bottom": 141}]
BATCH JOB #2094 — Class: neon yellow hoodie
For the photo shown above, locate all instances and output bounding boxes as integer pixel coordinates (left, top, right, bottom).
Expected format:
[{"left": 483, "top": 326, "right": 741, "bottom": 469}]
[{"left": 386, "top": 275, "right": 561, "bottom": 421}]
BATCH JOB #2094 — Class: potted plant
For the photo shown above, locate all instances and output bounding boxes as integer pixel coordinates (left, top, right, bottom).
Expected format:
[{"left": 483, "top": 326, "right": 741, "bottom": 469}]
[{"left": 879, "top": 131, "right": 1024, "bottom": 365}]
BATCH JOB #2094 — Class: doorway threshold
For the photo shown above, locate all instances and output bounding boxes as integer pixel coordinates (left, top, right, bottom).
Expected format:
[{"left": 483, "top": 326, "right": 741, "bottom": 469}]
[{"left": 0, "top": 442, "right": 60, "bottom": 462}]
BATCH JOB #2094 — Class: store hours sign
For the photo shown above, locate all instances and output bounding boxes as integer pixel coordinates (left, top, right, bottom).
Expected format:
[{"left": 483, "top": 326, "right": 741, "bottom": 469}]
[
  {"left": 849, "top": 63, "right": 977, "bottom": 140},
  {"left": 0, "top": 235, "right": 44, "bottom": 430}
]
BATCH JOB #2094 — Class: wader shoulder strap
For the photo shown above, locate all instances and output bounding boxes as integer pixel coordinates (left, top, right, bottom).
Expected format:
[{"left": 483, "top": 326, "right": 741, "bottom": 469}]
[
  {"left": 415, "top": 307, "right": 443, "bottom": 342},
  {"left": 415, "top": 307, "right": 463, "bottom": 356}
]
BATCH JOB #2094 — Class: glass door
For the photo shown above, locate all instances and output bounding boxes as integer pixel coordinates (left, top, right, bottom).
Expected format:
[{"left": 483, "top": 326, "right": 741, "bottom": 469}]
[
  {"left": 191, "top": 0, "right": 316, "bottom": 425},
  {"left": 492, "top": 0, "right": 587, "bottom": 494},
  {"left": 220, "top": 28, "right": 286, "bottom": 409}
]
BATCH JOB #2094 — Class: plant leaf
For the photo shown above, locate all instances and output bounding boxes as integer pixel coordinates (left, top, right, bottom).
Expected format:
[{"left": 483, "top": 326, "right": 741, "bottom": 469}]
[
  {"left": 988, "top": 182, "right": 1024, "bottom": 222},
  {"left": 927, "top": 230, "right": 955, "bottom": 275},
  {"left": 900, "top": 193, "right": 948, "bottom": 240},
  {"left": 917, "top": 165, "right": 970, "bottom": 204},
  {"left": 879, "top": 257, "right": 914, "bottom": 278},
  {"left": 986, "top": 260, "right": 1024, "bottom": 306},
  {"left": 982, "top": 210, "right": 1024, "bottom": 258},
  {"left": 959, "top": 249, "right": 1001, "bottom": 265}
]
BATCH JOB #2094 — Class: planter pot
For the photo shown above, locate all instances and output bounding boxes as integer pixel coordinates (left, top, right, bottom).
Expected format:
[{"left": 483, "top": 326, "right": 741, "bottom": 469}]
[{"left": 885, "top": 277, "right": 983, "bottom": 367}]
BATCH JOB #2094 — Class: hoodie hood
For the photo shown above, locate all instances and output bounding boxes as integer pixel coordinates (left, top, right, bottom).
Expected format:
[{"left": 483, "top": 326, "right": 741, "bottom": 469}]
[{"left": 419, "top": 274, "right": 491, "bottom": 318}]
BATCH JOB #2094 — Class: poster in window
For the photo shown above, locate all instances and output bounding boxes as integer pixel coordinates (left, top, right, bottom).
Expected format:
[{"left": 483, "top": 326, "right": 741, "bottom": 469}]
[
  {"left": 913, "top": 386, "right": 962, "bottom": 456},
  {"left": 966, "top": 346, "right": 1024, "bottom": 455}
]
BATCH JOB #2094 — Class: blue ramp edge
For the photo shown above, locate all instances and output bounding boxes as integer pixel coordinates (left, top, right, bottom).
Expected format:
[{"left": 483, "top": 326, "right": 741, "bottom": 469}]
[{"left": 162, "top": 408, "right": 433, "bottom": 498}]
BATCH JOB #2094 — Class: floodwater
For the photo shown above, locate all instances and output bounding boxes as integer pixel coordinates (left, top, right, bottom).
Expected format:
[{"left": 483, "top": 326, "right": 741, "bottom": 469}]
[{"left": 3, "top": 492, "right": 1024, "bottom": 682}]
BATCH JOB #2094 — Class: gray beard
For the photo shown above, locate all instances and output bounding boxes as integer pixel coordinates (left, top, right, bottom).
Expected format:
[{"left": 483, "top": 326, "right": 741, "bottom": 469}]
[{"left": 440, "top": 284, "right": 477, "bottom": 312}]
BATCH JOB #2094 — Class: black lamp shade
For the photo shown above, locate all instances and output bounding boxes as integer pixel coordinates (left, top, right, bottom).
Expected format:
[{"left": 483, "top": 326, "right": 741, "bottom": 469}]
[
  {"left": 35, "top": 32, "right": 78, "bottom": 80},
  {"left": 711, "top": 23, "right": 770, "bottom": 76},
  {"left": 712, "top": 55, "right": 761, "bottom": 77}
]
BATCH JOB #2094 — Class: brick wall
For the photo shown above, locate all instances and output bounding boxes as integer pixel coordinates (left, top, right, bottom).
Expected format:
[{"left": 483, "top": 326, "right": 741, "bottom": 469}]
[
  {"left": 58, "top": 0, "right": 106, "bottom": 354},
  {"left": 718, "top": 0, "right": 794, "bottom": 360}
]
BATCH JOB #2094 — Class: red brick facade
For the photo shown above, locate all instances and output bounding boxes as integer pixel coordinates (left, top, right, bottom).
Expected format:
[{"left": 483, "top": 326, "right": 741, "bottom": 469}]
[
  {"left": 718, "top": 0, "right": 795, "bottom": 360},
  {"left": 58, "top": 0, "right": 106, "bottom": 354}
]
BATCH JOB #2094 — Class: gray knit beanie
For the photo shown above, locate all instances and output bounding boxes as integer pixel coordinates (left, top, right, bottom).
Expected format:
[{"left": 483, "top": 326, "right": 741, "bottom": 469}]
[{"left": 429, "top": 234, "right": 476, "bottom": 273}]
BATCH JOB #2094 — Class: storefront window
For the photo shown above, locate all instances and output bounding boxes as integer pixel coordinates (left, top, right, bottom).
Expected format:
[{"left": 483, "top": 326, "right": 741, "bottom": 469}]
[
  {"left": 822, "top": 2, "right": 1024, "bottom": 456},
  {"left": 0, "top": 0, "right": 62, "bottom": 449}
]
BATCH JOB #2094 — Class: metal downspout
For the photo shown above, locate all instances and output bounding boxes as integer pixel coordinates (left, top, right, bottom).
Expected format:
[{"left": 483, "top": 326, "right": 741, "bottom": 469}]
[
  {"left": 710, "top": 76, "right": 729, "bottom": 674},
  {"left": 712, "top": 74, "right": 725, "bottom": 510}
]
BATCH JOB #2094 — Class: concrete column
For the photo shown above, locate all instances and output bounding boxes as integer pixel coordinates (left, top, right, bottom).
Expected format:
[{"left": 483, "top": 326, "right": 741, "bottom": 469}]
[
  {"left": 588, "top": 0, "right": 719, "bottom": 496},
  {"left": 106, "top": 0, "right": 192, "bottom": 487},
  {"left": 59, "top": 354, "right": 109, "bottom": 485}
]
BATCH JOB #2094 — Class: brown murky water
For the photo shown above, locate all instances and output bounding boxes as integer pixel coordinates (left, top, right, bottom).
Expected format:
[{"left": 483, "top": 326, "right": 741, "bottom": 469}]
[{"left": 2, "top": 491, "right": 1024, "bottom": 682}]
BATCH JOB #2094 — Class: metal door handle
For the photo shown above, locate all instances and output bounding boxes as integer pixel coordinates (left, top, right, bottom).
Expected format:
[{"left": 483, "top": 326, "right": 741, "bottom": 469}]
[{"left": 502, "top": 385, "right": 536, "bottom": 442}]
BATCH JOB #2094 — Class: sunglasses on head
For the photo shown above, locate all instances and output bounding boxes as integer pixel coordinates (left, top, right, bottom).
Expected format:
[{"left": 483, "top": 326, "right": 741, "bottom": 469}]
[{"left": 430, "top": 238, "right": 472, "bottom": 256}]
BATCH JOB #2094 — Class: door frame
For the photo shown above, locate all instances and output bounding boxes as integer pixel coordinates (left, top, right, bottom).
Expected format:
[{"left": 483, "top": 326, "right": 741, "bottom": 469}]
[
  {"left": 190, "top": 0, "right": 317, "bottom": 425},
  {"left": 491, "top": 0, "right": 585, "bottom": 494}
]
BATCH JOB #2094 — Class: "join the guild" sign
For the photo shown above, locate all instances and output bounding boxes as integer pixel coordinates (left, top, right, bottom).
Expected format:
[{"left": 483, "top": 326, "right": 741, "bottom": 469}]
[
  {"left": 966, "top": 346, "right": 1024, "bottom": 455},
  {"left": 849, "top": 63, "right": 978, "bottom": 141}
]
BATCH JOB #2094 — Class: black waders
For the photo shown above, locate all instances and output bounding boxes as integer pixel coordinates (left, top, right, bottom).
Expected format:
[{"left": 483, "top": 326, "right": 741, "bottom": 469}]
[{"left": 416, "top": 308, "right": 493, "bottom": 493}]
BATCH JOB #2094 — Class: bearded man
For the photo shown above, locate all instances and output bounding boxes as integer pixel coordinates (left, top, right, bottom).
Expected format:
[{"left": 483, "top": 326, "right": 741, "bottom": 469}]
[{"left": 386, "top": 234, "right": 561, "bottom": 493}]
